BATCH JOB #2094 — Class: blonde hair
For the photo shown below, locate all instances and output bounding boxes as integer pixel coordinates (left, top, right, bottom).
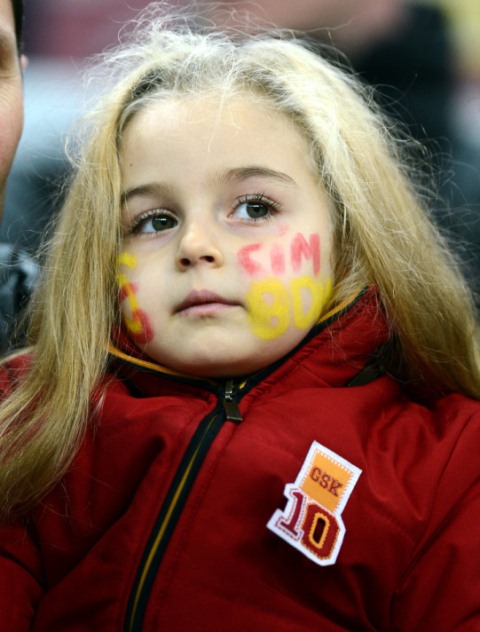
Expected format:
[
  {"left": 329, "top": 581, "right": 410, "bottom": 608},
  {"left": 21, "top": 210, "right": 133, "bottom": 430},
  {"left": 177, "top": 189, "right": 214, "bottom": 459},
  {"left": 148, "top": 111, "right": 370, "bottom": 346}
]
[{"left": 1, "top": 2, "right": 479, "bottom": 519}]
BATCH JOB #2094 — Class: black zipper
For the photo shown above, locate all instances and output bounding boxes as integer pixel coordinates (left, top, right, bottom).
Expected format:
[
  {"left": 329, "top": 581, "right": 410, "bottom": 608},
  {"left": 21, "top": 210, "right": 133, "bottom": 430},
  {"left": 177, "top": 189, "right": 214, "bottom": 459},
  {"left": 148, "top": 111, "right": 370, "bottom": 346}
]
[{"left": 124, "top": 379, "right": 243, "bottom": 631}]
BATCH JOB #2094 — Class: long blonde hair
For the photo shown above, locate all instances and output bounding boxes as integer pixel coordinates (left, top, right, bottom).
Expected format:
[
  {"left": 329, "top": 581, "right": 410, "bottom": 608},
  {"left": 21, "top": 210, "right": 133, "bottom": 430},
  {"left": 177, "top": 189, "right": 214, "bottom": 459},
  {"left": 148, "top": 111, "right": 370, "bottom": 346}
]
[{"left": 1, "top": 2, "right": 479, "bottom": 519}]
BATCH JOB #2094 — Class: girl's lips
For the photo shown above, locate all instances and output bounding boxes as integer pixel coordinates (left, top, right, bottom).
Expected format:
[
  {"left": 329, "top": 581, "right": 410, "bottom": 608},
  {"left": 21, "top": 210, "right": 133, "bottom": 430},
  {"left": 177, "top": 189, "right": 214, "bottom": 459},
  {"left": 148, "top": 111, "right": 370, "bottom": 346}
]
[{"left": 175, "top": 290, "right": 239, "bottom": 315}]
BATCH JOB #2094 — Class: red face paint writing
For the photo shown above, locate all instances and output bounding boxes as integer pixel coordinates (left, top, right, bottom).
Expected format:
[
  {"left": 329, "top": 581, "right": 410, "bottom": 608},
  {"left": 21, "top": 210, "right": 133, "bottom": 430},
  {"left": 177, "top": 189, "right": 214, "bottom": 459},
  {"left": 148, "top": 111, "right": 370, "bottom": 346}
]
[{"left": 238, "top": 232, "right": 320, "bottom": 277}]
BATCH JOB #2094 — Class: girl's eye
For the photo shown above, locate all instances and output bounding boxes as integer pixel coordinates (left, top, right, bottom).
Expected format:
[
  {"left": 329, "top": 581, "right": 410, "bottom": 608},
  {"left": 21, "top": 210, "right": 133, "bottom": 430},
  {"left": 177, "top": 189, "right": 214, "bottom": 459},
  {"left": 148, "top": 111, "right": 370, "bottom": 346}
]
[
  {"left": 232, "top": 196, "right": 279, "bottom": 222},
  {"left": 131, "top": 211, "right": 177, "bottom": 234}
]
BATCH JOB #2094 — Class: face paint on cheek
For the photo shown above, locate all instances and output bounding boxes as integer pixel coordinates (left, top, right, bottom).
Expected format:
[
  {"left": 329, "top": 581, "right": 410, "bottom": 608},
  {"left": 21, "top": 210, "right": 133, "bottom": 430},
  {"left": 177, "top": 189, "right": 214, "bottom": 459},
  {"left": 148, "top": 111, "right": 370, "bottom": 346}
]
[
  {"left": 291, "top": 275, "right": 332, "bottom": 328},
  {"left": 270, "top": 242, "right": 285, "bottom": 275},
  {"left": 241, "top": 231, "right": 331, "bottom": 340},
  {"left": 238, "top": 232, "right": 321, "bottom": 278},
  {"left": 117, "top": 252, "right": 155, "bottom": 344},
  {"left": 291, "top": 233, "right": 320, "bottom": 276},
  {"left": 246, "top": 275, "right": 333, "bottom": 341},
  {"left": 246, "top": 277, "right": 291, "bottom": 340},
  {"left": 237, "top": 243, "right": 265, "bottom": 276}
]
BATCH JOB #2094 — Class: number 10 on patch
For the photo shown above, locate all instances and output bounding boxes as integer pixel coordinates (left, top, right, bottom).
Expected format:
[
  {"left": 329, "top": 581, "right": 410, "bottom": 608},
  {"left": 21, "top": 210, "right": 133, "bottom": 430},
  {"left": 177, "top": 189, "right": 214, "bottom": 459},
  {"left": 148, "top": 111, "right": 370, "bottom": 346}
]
[{"left": 267, "top": 441, "right": 362, "bottom": 566}]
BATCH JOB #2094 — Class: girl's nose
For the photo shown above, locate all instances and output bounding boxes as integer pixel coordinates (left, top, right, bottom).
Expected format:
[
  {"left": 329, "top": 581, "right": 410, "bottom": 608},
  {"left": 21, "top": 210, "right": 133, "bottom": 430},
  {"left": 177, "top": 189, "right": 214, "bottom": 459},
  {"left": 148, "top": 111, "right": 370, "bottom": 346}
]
[{"left": 175, "top": 222, "right": 224, "bottom": 270}]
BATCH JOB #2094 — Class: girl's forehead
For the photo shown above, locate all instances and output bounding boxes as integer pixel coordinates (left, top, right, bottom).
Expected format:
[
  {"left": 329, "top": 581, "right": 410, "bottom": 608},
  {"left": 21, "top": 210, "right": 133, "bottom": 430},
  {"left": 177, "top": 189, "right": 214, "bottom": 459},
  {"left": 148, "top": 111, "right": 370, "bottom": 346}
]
[
  {"left": 131, "top": 90, "right": 278, "bottom": 121},
  {"left": 123, "top": 92, "right": 309, "bottom": 151}
]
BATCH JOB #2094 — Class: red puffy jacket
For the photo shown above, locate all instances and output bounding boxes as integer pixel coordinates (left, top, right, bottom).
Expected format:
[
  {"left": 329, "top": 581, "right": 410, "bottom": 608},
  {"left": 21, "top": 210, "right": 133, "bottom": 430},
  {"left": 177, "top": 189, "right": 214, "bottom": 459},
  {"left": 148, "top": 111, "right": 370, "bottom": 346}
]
[{"left": 1, "top": 288, "right": 480, "bottom": 631}]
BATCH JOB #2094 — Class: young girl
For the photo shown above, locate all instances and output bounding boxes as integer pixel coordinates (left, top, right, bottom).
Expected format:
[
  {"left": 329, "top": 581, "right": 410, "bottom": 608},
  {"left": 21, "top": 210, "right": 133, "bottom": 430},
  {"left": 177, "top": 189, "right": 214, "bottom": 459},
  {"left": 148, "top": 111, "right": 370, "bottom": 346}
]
[{"left": 1, "top": 4, "right": 479, "bottom": 630}]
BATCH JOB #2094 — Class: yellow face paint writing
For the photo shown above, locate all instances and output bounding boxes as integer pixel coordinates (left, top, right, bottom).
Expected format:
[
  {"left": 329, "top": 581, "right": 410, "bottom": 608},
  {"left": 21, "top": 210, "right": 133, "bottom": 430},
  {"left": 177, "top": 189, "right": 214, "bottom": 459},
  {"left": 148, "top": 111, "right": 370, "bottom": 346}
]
[
  {"left": 117, "top": 252, "right": 154, "bottom": 344},
  {"left": 247, "top": 276, "right": 332, "bottom": 340}
]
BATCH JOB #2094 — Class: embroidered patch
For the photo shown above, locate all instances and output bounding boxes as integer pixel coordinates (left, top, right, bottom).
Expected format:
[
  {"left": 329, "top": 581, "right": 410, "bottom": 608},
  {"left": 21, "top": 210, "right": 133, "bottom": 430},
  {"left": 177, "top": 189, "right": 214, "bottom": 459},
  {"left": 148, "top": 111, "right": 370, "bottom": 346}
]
[{"left": 267, "top": 441, "right": 362, "bottom": 566}]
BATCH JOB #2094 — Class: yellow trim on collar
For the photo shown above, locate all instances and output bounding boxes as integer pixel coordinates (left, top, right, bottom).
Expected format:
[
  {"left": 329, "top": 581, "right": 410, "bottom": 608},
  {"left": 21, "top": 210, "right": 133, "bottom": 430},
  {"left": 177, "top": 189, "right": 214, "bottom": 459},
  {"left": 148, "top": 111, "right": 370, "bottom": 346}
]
[
  {"left": 107, "top": 343, "right": 182, "bottom": 376},
  {"left": 317, "top": 288, "right": 365, "bottom": 324}
]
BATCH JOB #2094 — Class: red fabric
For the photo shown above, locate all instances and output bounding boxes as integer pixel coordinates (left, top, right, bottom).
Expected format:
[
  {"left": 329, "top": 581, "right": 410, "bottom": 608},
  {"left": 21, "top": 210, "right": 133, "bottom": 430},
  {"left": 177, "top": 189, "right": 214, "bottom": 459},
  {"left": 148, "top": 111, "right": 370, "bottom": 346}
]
[{"left": 1, "top": 288, "right": 479, "bottom": 631}]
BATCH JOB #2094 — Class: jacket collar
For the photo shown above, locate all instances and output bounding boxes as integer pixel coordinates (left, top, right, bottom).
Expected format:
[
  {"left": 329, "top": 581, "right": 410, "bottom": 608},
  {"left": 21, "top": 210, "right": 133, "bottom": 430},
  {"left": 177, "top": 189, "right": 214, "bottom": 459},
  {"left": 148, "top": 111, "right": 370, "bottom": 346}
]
[{"left": 259, "top": 286, "right": 391, "bottom": 390}]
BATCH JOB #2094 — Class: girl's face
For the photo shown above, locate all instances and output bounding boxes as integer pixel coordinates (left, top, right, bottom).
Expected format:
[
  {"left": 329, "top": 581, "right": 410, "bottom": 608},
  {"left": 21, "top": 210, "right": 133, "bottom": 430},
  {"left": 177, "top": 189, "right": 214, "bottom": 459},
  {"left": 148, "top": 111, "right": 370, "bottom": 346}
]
[{"left": 118, "top": 94, "right": 333, "bottom": 376}]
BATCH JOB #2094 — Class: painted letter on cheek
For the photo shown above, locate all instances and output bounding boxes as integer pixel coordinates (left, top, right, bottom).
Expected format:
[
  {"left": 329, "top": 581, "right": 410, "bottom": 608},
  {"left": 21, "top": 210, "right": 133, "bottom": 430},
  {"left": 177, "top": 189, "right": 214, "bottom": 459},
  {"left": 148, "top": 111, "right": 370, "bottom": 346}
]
[
  {"left": 270, "top": 242, "right": 285, "bottom": 276},
  {"left": 117, "top": 252, "right": 154, "bottom": 344},
  {"left": 291, "top": 233, "right": 320, "bottom": 276},
  {"left": 291, "top": 276, "right": 332, "bottom": 329},
  {"left": 291, "top": 276, "right": 322, "bottom": 330},
  {"left": 237, "top": 243, "right": 265, "bottom": 276},
  {"left": 247, "top": 277, "right": 290, "bottom": 340}
]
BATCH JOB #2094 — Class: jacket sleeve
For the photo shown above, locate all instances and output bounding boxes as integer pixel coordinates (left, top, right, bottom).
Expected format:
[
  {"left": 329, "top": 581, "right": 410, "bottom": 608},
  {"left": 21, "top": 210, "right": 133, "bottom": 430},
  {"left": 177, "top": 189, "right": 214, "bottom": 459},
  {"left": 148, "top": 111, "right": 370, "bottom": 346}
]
[
  {"left": 391, "top": 410, "right": 480, "bottom": 631},
  {"left": 0, "top": 522, "right": 44, "bottom": 630},
  {"left": 0, "top": 358, "right": 43, "bottom": 628}
]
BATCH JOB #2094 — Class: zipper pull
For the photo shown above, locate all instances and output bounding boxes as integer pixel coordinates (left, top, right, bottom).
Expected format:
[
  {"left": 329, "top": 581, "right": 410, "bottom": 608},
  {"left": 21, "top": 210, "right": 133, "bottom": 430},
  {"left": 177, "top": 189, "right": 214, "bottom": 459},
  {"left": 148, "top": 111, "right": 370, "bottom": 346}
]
[{"left": 223, "top": 379, "right": 243, "bottom": 422}]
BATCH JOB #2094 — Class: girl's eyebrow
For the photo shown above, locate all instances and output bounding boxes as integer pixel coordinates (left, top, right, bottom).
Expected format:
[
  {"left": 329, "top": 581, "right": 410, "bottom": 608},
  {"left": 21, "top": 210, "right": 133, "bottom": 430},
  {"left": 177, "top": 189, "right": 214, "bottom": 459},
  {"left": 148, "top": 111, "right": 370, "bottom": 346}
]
[
  {"left": 221, "top": 166, "right": 297, "bottom": 186},
  {"left": 121, "top": 183, "right": 175, "bottom": 206},
  {"left": 121, "top": 166, "right": 298, "bottom": 206}
]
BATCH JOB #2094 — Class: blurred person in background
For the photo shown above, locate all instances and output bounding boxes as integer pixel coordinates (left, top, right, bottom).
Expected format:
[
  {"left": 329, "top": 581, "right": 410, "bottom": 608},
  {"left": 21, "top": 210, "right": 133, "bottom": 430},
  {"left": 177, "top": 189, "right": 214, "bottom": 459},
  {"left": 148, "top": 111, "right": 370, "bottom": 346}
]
[
  {"left": 0, "top": 0, "right": 37, "bottom": 352},
  {"left": 354, "top": 1, "right": 480, "bottom": 292}
]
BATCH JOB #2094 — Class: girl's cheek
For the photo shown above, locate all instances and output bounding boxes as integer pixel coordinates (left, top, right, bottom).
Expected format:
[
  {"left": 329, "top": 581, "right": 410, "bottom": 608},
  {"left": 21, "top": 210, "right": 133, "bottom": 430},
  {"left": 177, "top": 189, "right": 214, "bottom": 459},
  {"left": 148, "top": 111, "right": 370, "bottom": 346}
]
[
  {"left": 117, "top": 251, "right": 155, "bottom": 344},
  {"left": 236, "top": 232, "right": 332, "bottom": 340}
]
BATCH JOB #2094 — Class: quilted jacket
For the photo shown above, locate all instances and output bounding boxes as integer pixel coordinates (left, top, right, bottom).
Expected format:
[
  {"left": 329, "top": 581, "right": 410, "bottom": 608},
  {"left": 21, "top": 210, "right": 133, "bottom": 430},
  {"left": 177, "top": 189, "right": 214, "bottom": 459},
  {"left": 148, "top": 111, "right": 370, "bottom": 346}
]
[{"left": 1, "top": 288, "right": 479, "bottom": 631}]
